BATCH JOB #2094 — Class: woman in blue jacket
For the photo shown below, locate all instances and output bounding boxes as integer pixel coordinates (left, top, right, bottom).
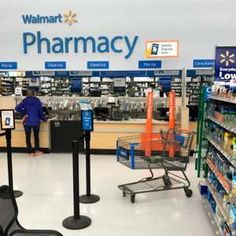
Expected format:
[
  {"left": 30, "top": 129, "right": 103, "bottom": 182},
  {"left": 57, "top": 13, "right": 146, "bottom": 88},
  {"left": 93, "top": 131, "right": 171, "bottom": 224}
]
[{"left": 15, "top": 89, "right": 47, "bottom": 156}]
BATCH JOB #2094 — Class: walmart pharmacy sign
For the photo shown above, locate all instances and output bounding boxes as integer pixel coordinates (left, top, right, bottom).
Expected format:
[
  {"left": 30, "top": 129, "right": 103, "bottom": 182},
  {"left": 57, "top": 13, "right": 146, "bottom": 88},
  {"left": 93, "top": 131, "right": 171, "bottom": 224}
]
[
  {"left": 22, "top": 10, "right": 78, "bottom": 25},
  {"left": 22, "top": 31, "right": 139, "bottom": 59},
  {"left": 22, "top": 14, "right": 63, "bottom": 24}
]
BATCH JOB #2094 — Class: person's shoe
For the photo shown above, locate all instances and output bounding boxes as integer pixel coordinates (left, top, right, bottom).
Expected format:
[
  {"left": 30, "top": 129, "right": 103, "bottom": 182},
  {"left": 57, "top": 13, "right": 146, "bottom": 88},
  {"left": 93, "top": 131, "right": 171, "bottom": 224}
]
[{"left": 34, "top": 151, "right": 44, "bottom": 156}]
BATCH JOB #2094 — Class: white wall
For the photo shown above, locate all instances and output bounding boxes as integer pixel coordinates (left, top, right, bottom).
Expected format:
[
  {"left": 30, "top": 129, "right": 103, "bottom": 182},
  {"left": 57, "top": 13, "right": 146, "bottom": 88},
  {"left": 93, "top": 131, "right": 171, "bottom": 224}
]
[{"left": 0, "top": 0, "right": 235, "bottom": 70}]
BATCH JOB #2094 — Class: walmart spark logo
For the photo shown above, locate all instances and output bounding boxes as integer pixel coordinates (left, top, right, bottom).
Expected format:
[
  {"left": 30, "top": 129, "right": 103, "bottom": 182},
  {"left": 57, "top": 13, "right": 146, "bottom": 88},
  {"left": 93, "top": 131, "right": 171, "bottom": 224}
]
[
  {"left": 22, "top": 10, "right": 78, "bottom": 25},
  {"left": 220, "top": 50, "right": 235, "bottom": 66},
  {"left": 64, "top": 10, "right": 77, "bottom": 25}
]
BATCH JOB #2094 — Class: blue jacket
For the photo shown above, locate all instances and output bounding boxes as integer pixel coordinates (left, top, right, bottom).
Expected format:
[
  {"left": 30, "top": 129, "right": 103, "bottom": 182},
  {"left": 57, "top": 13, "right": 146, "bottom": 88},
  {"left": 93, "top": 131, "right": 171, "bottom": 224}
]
[{"left": 15, "top": 96, "right": 47, "bottom": 126}]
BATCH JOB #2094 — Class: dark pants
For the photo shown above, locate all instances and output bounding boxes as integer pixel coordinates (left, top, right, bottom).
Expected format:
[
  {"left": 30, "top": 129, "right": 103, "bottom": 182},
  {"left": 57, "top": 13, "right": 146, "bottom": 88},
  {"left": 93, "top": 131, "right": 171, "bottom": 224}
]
[{"left": 24, "top": 125, "right": 40, "bottom": 153}]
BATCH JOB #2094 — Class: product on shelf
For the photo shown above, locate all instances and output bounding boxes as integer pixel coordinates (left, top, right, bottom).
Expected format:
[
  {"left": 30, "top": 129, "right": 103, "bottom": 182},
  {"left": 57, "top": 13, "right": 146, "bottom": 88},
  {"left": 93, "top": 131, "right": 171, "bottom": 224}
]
[{"left": 198, "top": 91, "right": 236, "bottom": 236}]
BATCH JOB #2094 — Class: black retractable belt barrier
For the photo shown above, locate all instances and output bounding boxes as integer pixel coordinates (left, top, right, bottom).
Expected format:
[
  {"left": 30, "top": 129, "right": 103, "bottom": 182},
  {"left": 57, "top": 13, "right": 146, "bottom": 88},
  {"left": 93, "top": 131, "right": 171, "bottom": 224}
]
[
  {"left": 1, "top": 130, "right": 23, "bottom": 198},
  {"left": 62, "top": 140, "right": 91, "bottom": 230},
  {"left": 79, "top": 131, "right": 100, "bottom": 204}
]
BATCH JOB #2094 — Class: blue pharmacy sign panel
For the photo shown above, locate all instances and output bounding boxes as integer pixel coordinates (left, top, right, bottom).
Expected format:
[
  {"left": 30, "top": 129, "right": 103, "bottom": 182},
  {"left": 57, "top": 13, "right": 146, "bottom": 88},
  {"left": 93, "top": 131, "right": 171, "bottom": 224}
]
[
  {"left": 215, "top": 46, "right": 236, "bottom": 81},
  {"left": 193, "top": 59, "right": 214, "bottom": 68},
  {"left": 87, "top": 61, "right": 109, "bottom": 69},
  {"left": 45, "top": 61, "right": 66, "bottom": 69},
  {"left": 138, "top": 60, "right": 162, "bottom": 69},
  {"left": 0, "top": 62, "right": 17, "bottom": 70},
  {"left": 81, "top": 110, "right": 93, "bottom": 131}
]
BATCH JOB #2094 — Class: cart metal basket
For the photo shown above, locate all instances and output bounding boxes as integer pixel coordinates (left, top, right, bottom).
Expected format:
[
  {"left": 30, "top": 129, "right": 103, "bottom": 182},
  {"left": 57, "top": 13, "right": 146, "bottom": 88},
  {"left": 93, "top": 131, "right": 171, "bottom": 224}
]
[{"left": 117, "top": 128, "right": 195, "bottom": 203}]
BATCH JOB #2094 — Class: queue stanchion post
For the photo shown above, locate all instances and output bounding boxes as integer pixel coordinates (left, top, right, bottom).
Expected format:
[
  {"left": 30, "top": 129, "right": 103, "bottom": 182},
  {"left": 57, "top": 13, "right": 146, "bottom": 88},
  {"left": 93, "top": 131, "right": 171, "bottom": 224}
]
[
  {"left": 62, "top": 140, "right": 91, "bottom": 230},
  {"left": 79, "top": 109, "right": 100, "bottom": 204},
  {"left": 5, "top": 129, "right": 23, "bottom": 198},
  {"left": 1, "top": 109, "right": 23, "bottom": 198}
]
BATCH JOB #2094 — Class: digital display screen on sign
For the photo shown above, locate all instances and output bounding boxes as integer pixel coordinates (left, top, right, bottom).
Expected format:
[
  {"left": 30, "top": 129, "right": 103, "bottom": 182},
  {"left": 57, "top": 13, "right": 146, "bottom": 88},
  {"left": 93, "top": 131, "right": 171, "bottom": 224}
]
[
  {"left": 81, "top": 110, "right": 93, "bottom": 131},
  {"left": 0, "top": 110, "right": 15, "bottom": 130}
]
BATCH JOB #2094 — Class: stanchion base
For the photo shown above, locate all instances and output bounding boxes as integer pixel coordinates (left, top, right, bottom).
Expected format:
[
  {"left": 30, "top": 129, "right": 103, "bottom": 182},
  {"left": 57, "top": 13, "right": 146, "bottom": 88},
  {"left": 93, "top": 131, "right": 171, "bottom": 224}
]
[
  {"left": 79, "top": 194, "right": 100, "bottom": 204},
  {"left": 14, "top": 190, "right": 23, "bottom": 198},
  {"left": 62, "top": 215, "right": 91, "bottom": 230}
]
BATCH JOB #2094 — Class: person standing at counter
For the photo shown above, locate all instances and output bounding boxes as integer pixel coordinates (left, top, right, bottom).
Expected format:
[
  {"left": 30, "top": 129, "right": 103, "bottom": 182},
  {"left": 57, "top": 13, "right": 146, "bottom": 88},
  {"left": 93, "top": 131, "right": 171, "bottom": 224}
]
[{"left": 15, "top": 89, "right": 47, "bottom": 156}]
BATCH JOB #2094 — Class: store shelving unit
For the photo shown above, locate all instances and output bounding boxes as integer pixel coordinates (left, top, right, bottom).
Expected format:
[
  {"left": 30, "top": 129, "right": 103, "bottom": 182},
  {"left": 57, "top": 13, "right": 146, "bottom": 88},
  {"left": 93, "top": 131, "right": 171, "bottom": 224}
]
[
  {"left": 81, "top": 77, "right": 115, "bottom": 96},
  {"left": 202, "top": 197, "right": 224, "bottom": 236},
  {"left": 205, "top": 136, "right": 236, "bottom": 167},
  {"left": 186, "top": 70, "right": 214, "bottom": 121},
  {"left": 186, "top": 76, "right": 213, "bottom": 106},
  {"left": 170, "top": 77, "right": 182, "bottom": 97},
  {"left": 0, "top": 73, "right": 185, "bottom": 98},
  {"left": 206, "top": 159, "right": 231, "bottom": 193},
  {"left": 40, "top": 77, "right": 52, "bottom": 96},
  {"left": 206, "top": 116, "right": 236, "bottom": 135},
  {"left": 126, "top": 77, "right": 154, "bottom": 97},
  {"left": 198, "top": 93, "right": 236, "bottom": 235},
  {"left": 15, "top": 77, "right": 29, "bottom": 95},
  {"left": 209, "top": 95, "right": 236, "bottom": 105},
  {"left": 46, "top": 77, "right": 71, "bottom": 96},
  {"left": 0, "top": 75, "right": 14, "bottom": 96},
  {"left": 186, "top": 77, "right": 201, "bottom": 106}
]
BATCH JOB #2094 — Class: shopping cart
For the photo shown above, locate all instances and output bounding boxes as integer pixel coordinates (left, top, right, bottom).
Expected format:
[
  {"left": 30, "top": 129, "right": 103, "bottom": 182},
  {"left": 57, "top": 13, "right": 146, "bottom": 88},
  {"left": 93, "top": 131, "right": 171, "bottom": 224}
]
[{"left": 116, "top": 128, "right": 195, "bottom": 203}]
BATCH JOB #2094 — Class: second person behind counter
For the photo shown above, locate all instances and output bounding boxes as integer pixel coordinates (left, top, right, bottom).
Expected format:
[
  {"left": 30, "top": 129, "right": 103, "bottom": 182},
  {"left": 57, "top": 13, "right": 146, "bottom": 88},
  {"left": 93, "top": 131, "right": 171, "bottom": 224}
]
[{"left": 15, "top": 89, "right": 47, "bottom": 156}]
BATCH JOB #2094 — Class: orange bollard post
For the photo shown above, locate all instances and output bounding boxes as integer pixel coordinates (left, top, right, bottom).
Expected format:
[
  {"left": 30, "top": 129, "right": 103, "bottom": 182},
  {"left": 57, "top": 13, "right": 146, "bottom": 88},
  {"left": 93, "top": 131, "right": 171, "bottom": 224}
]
[
  {"left": 144, "top": 91, "right": 153, "bottom": 157},
  {"left": 168, "top": 91, "right": 176, "bottom": 157}
]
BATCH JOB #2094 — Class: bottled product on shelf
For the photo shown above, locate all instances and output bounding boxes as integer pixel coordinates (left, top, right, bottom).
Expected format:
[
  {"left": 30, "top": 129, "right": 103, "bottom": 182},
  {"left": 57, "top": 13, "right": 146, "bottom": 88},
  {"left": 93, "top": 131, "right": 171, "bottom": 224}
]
[{"left": 199, "top": 87, "right": 236, "bottom": 236}]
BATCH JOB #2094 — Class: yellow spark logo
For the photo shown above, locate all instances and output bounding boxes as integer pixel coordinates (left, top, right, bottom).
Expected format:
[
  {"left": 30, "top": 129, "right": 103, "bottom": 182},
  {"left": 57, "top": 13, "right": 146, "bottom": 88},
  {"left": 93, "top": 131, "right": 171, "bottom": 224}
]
[
  {"left": 220, "top": 50, "right": 235, "bottom": 66},
  {"left": 64, "top": 10, "right": 77, "bottom": 25}
]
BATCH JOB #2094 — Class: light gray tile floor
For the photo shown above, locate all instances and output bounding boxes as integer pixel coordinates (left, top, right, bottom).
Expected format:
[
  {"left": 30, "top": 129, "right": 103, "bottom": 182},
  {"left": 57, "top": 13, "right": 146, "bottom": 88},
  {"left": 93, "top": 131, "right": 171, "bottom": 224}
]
[{"left": 0, "top": 153, "right": 214, "bottom": 236}]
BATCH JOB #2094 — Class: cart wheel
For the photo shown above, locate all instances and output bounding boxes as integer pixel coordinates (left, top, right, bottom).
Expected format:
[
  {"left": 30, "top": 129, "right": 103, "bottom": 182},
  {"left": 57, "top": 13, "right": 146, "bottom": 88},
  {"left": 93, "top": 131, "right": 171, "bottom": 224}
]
[
  {"left": 131, "top": 195, "right": 135, "bottom": 203},
  {"left": 184, "top": 188, "right": 193, "bottom": 198},
  {"left": 162, "top": 175, "right": 172, "bottom": 187},
  {"left": 123, "top": 191, "right": 126, "bottom": 197}
]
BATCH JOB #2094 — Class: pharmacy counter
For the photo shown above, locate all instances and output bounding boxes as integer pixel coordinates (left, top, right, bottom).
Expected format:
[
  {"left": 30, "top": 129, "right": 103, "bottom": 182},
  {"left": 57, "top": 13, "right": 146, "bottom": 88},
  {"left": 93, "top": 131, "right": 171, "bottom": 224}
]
[
  {"left": 0, "top": 119, "right": 51, "bottom": 152},
  {"left": 91, "top": 119, "right": 180, "bottom": 151},
  {"left": 0, "top": 119, "right": 196, "bottom": 153}
]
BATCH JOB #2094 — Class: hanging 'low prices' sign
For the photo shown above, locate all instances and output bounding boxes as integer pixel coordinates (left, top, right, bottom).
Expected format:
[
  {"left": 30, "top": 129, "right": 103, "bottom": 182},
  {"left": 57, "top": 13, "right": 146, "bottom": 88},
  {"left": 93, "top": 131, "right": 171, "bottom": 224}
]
[{"left": 215, "top": 46, "right": 236, "bottom": 81}]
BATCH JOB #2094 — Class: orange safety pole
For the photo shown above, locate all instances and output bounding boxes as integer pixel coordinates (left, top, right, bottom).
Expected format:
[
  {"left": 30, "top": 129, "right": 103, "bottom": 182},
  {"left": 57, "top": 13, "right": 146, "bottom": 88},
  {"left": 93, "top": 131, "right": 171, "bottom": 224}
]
[
  {"left": 169, "top": 91, "right": 175, "bottom": 129},
  {"left": 168, "top": 91, "right": 176, "bottom": 157},
  {"left": 144, "top": 91, "right": 153, "bottom": 157}
]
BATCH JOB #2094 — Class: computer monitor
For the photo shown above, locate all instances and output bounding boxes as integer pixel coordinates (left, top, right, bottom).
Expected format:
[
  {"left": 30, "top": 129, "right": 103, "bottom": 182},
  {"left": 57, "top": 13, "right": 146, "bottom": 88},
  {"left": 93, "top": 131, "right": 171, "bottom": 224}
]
[{"left": 94, "top": 107, "right": 109, "bottom": 120}]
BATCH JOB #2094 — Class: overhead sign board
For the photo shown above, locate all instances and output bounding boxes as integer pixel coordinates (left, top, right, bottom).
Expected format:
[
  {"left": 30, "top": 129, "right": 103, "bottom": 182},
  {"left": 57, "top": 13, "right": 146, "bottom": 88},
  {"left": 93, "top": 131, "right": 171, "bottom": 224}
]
[
  {"left": 186, "top": 69, "right": 214, "bottom": 77},
  {"left": 145, "top": 40, "right": 179, "bottom": 58},
  {"left": 32, "top": 71, "right": 55, "bottom": 76},
  {"left": 69, "top": 71, "right": 92, "bottom": 77},
  {"left": 195, "top": 69, "right": 214, "bottom": 76},
  {"left": 1, "top": 0, "right": 232, "bottom": 70},
  {"left": 0, "top": 62, "right": 17, "bottom": 70},
  {"left": 193, "top": 59, "right": 214, "bottom": 68},
  {"left": 215, "top": 46, "right": 236, "bottom": 81},
  {"left": 154, "top": 70, "right": 181, "bottom": 76},
  {"left": 87, "top": 61, "right": 109, "bottom": 69},
  {"left": 138, "top": 60, "right": 161, "bottom": 69},
  {"left": 45, "top": 61, "right": 66, "bottom": 69}
]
